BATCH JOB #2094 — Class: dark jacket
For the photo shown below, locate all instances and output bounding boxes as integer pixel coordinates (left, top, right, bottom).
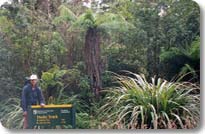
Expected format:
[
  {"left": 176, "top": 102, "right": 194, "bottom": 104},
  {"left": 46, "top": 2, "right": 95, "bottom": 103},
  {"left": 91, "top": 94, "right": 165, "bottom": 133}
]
[{"left": 21, "top": 83, "right": 45, "bottom": 112}]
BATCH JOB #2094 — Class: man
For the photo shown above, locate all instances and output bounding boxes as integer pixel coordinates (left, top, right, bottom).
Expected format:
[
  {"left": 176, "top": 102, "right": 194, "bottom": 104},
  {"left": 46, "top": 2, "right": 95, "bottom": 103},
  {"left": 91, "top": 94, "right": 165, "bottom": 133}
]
[{"left": 21, "top": 74, "right": 45, "bottom": 129}]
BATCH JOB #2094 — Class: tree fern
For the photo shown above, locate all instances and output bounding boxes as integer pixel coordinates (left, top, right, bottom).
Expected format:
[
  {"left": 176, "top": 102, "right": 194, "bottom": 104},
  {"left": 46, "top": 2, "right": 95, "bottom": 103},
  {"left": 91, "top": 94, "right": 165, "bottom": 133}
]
[{"left": 53, "top": 5, "right": 77, "bottom": 25}]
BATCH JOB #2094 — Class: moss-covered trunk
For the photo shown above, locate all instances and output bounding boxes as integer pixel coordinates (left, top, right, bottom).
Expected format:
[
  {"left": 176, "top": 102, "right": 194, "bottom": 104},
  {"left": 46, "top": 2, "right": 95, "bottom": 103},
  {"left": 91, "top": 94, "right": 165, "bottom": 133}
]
[{"left": 84, "top": 27, "right": 102, "bottom": 98}]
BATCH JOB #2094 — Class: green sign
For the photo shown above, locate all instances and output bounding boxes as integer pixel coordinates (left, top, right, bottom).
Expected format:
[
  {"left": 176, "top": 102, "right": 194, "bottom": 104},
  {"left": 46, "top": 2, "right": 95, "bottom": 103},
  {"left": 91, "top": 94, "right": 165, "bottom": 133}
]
[{"left": 28, "top": 104, "right": 75, "bottom": 129}]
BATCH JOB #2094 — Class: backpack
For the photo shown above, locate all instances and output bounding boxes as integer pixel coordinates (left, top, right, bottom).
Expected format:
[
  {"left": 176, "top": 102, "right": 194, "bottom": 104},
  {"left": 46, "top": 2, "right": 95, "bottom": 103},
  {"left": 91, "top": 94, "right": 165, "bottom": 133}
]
[{"left": 20, "top": 77, "right": 30, "bottom": 109}]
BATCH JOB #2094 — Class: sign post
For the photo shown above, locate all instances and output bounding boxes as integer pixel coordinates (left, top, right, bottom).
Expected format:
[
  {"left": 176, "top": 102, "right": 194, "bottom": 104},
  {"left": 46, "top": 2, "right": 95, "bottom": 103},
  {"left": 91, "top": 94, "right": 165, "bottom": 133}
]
[{"left": 28, "top": 104, "right": 75, "bottom": 129}]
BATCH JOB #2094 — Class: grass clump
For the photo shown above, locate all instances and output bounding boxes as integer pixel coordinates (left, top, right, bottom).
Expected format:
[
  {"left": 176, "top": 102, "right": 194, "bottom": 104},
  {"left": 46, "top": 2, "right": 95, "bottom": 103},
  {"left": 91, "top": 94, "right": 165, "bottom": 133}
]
[{"left": 99, "top": 72, "right": 200, "bottom": 129}]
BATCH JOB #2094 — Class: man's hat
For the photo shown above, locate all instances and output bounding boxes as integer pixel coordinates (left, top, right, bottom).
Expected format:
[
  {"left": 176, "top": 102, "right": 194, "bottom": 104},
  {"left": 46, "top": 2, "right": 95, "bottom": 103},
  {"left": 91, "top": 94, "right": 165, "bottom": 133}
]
[{"left": 29, "top": 74, "right": 38, "bottom": 80}]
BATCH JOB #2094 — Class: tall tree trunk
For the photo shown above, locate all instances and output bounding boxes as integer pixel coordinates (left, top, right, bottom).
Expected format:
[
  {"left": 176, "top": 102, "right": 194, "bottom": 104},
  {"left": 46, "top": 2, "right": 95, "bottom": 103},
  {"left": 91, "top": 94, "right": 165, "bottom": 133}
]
[
  {"left": 36, "top": 0, "right": 50, "bottom": 17},
  {"left": 67, "top": 35, "right": 74, "bottom": 68},
  {"left": 57, "top": 24, "right": 74, "bottom": 68},
  {"left": 154, "top": 43, "right": 160, "bottom": 78},
  {"left": 147, "top": 43, "right": 160, "bottom": 80},
  {"left": 35, "top": 0, "right": 61, "bottom": 18},
  {"left": 147, "top": 46, "right": 153, "bottom": 79},
  {"left": 84, "top": 27, "right": 102, "bottom": 98}
]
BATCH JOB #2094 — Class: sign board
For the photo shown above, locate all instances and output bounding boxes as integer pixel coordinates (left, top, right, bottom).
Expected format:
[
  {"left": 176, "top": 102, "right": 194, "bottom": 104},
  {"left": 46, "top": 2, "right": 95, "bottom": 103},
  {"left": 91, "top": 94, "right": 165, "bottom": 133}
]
[{"left": 28, "top": 104, "right": 75, "bottom": 129}]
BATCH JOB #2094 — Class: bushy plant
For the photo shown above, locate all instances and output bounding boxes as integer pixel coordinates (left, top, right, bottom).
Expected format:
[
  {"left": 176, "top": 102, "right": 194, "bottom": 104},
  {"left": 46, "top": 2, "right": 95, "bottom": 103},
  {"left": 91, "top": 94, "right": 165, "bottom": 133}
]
[
  {"left": 159, "top": 36, "right": 200, "bottom": 82},
  {"left": 76, "top": 112, "right": 90, "bottom": 128},
  {"left": 99, "top": 72, "right": 200, "bottom": 129},
  {"left": 41, "top": 65, "right": 86, "bottom": 100},
  {"left": 0, "top": 98, "right": 23, "bottom": 129}
]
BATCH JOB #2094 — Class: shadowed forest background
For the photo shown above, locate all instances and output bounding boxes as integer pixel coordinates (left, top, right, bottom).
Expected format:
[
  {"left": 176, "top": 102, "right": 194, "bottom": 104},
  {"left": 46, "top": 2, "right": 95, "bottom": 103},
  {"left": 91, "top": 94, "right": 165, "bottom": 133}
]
[{"left": 0, "top": 0, "right": 200, "bottom": 129}]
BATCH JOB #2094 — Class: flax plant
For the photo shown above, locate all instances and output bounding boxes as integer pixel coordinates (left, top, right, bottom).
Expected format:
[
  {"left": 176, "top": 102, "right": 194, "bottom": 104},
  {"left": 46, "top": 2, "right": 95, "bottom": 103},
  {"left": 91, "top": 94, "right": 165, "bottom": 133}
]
[{"left": 99, "top": 72, "right": 200, "bottom": 129}]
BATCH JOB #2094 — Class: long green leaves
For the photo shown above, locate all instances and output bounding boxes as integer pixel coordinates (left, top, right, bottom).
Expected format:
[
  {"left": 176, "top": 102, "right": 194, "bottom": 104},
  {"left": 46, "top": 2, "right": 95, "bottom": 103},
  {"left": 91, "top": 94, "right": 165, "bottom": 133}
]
[
  {"left": 0, "top": 98, "right": 23, "bottom": 129},
  {"left": 99, "top": 72, "right": 200, "bottom": 129},
  {"left": 53, "top": 5, "right": 77, "bottom": 25}
]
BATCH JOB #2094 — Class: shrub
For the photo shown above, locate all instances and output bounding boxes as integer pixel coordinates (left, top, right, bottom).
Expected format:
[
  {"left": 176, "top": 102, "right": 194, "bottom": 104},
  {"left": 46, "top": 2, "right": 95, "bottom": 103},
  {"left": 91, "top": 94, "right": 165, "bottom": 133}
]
[
  {"left": 0, "top": 98, "right": 23, "bottom": 129},
  {"left": 76, "top": 112, "right": 90, "bottom": 128},
  {"left": 99, "top": 72, "right": 200, "bottom": 129}
]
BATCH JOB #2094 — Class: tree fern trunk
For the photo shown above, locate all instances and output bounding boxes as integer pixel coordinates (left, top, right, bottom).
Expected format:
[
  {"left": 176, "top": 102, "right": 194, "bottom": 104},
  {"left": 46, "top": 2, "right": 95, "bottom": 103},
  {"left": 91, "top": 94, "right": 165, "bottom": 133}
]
[{"left": 85, "top": 27, "right": 102, "bottom": 98}]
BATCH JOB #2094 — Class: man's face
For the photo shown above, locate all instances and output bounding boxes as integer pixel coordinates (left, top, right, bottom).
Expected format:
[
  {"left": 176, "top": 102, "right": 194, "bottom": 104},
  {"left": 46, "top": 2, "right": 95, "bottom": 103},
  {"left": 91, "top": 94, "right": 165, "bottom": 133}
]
[{"left": 30, "top": 79, "right": 37, "bottom": 86}]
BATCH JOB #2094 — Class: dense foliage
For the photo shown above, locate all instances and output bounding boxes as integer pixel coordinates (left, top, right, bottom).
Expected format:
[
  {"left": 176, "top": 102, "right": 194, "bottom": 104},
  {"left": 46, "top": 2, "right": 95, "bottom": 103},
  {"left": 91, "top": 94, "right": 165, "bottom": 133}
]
[
  {"left": 99, "top": 72, "right": 199, "bottom": 129},
  {"left": 0, "top": 0, "right": 200, "bottom": 129}
]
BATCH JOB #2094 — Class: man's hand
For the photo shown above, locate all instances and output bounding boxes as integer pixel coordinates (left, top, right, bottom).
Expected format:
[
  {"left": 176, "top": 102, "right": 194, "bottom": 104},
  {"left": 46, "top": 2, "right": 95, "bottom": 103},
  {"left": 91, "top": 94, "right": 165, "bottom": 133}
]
[
  {"left": 40, "top": 103, "right": 45, "bottom": 107},
  {"left": 23, "top": 111, "right": 27, "bottom": 116}
]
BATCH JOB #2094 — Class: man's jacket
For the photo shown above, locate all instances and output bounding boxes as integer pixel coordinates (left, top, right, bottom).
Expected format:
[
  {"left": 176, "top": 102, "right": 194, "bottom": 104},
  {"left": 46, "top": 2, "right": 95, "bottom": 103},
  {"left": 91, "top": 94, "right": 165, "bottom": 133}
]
[{"left": 21, "top": 83, "right": 45, "bottom": 112}]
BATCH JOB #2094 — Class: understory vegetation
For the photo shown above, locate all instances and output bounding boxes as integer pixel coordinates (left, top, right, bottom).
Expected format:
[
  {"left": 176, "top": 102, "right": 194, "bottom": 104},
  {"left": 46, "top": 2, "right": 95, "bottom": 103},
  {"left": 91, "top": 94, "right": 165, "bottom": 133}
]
[{"left": 0, "top": 0, "right": 200, "bottom": 129}]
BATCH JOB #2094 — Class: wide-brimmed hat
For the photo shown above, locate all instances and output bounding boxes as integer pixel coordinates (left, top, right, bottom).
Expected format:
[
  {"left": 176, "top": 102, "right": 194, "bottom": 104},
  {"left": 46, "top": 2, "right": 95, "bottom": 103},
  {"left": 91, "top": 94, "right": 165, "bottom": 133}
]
[{"left": 29, "top": 74, "right": 38, "bottom": 80}]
